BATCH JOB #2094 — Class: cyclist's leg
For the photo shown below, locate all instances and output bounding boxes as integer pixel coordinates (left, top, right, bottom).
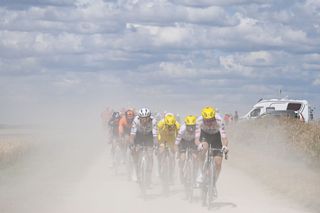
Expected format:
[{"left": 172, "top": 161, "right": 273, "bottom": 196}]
[
  {"left": 157, "top": 142, "right": 165, "bottom": 176},
  {"left": 212, "top": 131, "right": 223, "bottom": 182},
  {"left": 169, "top": 146, "right": 176, "bottom": 183},
  {"left": 214, "top": 156, "right": 223, "bottom": 182},
  {"left": 178, "top": 142, "right": 186, "bottom": 178},
  {"left": 131, "top": 134, "right": 141, "bottom": 181},
  {"left": 197, "top": 141, "right": 208, "bottom": 183},
  {"left": 146, "top": 134, "right": 154, "bottom": 185}
]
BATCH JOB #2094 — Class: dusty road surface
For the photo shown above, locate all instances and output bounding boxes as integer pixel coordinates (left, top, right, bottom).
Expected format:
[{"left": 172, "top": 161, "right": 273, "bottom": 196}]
[{"left": 0, "top": 127, "right": 316, "bottom": 213}]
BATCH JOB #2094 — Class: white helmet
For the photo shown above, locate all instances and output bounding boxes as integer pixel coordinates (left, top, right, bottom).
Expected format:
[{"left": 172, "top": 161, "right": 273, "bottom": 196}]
[{"left": 138, "top": 108, "right": 151, "bottom": 118}]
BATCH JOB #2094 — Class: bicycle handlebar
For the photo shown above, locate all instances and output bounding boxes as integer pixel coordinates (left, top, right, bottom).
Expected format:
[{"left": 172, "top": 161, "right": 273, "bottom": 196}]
[{"left": 208, "top": 147, "right": 228, "bottom": 160}]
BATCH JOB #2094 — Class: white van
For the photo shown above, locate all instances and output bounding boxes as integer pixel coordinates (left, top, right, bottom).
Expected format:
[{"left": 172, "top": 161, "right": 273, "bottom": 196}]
[{"left": 242, "top": 98, "right": 312, "bottom": 122}]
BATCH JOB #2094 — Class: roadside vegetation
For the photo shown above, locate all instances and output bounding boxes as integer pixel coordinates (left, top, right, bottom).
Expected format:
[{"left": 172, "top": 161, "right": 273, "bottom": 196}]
[
  {"left": 0, "top": 133, "right": 34, "bottom": 167},
  {"left": 228, "top": 118, "right": 320, "bottom": 211}
]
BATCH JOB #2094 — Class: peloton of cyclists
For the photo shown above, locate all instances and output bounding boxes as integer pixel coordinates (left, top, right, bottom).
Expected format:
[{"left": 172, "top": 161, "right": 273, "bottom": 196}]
[{"left": 104, "top": 106, "right": 229, "bottom": 200}]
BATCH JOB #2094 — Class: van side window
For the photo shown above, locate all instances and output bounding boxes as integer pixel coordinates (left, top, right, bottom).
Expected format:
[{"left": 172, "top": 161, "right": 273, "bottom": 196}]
[
  {"left": 287, "top": 103, "right": 301, "bottom": 111},
  {"left": 250, "top": 108, "right": 261, "bottom": 117},
  {"left": 266, "top": 107, "right": 275, "bottom": 113}
]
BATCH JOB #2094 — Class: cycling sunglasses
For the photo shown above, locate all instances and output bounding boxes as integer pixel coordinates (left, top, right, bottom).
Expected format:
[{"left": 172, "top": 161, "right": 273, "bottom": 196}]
[
  {"left": 203, "top": 118, "right": 215, "bottom": 124},
  {"left": 165, "top": 124, "right": 175, "bottom": 130},
  {"left": 186, "top": 125, "right": 196, "bottom": 131},
  {"left": 139, "top": 117, "right": 150, "bottom": 122}
]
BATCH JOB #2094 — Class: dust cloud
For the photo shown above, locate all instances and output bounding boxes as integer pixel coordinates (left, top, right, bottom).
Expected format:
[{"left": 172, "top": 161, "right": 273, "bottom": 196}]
[
  {"left": 0, "top": 103, "right": 319, "bottom": 213},
  {"left": 0, "top": 103, "right": 106, "bottom": 213}
]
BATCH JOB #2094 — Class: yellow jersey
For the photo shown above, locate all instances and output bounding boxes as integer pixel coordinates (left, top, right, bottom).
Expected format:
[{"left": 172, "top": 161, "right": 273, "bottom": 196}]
[{"left": 157, "top": 119, "right": 180, "bottom": 147}]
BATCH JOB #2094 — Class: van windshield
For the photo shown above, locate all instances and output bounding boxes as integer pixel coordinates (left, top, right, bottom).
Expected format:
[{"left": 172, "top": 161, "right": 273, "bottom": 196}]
[
  {"left": 250, "top": 108, "right": 261, "bottom": 117},
  {"left": 287, "top": 103, "right": 302, "bottom": 111}
]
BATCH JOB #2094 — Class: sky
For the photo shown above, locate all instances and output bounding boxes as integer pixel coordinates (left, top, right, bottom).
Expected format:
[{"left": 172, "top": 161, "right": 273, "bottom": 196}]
[{"left": 0, "top": 0, "right": 319, "bottom": 124}]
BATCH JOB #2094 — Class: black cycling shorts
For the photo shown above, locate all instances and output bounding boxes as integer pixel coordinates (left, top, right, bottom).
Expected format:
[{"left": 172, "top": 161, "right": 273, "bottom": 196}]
[
  {"left": 134, "top": 131, "right": 154, "bottom": 146},
  {"left": 199, "top": 130, "right": 223, "bottom": 157},
  {"left": 178, "top": 139, "right": 197, "bottom": 153},
  {"left": 199, "top": 130, "right": 222, "bottom": 148}
]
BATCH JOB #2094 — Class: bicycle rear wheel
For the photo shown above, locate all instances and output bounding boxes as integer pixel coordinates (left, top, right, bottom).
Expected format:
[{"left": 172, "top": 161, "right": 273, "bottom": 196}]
[
  {"left": 113, "top": 143, "right": 121, "bottom": 175},
  {"left": 160, "top": 153, "right": 170, "bottom": 194},
  {"left": 184, "top": 157, "right": 194, "bottom": 201},
  {"left": 139, "top": 156, "right": 148, "bottom": 197},
  {"left": 207, "top": 159, "right": 216, "bottom": 210}
]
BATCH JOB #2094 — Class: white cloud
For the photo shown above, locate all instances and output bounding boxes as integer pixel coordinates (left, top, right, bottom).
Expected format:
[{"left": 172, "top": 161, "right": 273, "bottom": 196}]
[
  {"left": 313, "top": 76, "right": 320, "bottom": 86},
  {"left": 219, "top": 55, "right": 254, "bottom": 76},
  {"left": 0, "top": 0, "right": 320, "bottom": 121}
]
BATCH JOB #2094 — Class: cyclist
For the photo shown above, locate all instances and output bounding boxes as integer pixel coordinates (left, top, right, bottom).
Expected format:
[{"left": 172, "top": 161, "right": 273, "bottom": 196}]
[
  {"left": 175, "top": 115, "right": 198, "bottom": 184},
  {"left": 195, "top": 106, "right": 229, "bottom": 195},
  {"left": 129, "top": 107, "right": 158, "bottom": 183},
  {"left": 108, "top": 111, "right": 121, "bottom": 144},
  {"left": 157, "top": 113, "right": 180, "bottom": 183},
  {"left": 119, "top": 109, "right": 135, "bottom": 142},
  {"left": 108, "top": 111, "right": 122, "bottom": 168},
  {"left": 118, "top": 109, "right": 135, "bottom": 164}
]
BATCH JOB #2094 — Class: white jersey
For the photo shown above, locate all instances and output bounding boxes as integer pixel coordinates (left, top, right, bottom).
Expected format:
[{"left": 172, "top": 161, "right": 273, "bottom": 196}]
[
  {"left": 130, "top": 116, "right": 158, "bottom": 138},
  {"left": 175, "top": 124, "right": 196, "bottom": 145},
  {"left": 195, "top": 113, "right": 227, "bottom": 140}
]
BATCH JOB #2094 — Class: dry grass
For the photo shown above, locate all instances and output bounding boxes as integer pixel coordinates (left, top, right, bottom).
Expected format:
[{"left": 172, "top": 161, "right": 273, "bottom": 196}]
[
  {"left": 0, "top": 134, "right": 34, "bottom": 167},
  {"left": 227, "top": 119, "right": 320, "bottom": 211},
  {"left": 282, "top": 120, "right": 320, "bottom": 160}
]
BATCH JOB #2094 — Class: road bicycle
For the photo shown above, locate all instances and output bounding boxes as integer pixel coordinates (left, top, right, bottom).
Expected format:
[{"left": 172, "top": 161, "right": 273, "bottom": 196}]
[
  {"left": 158, "top": 142, "right": 175, "bottom": 194},
  {"left": 201, "top": 145, "right": 228, "bottom": 209},
  {"left": 182, "top": 145, "right": 197, "bottom": 202},
  {"left": 135, "top": 142, "right": 153, "bottom": 197}
]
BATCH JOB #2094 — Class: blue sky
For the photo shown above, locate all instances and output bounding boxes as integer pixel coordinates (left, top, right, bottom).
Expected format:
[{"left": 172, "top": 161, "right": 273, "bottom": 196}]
[{"left": 0, "top": 0, "right": 319, "bottom": 123}]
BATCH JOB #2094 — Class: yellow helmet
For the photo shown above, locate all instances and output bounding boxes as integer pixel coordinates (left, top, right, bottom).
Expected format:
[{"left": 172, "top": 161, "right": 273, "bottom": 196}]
[
  {"left": 164, "top": 113, "right": 176, "bottom": 126},
  {"left": 184, "top": 115, "right": 197, "bottom": 126},
  {"left": 201, "top": 106, "right": 216, "bottom": 119}
]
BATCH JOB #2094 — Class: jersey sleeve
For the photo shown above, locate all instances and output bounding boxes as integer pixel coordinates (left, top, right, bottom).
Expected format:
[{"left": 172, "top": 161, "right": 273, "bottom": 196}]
[
  {"left": 216, "top": 114, "right": 227, "bottom": 138},
  {"left": 130, "top": 117, "right": 138, "bottom": 135},
  {"left": 175, "top": 124, "right": 185, "bottom": 145},
  {"left": 195, "top": 116, "right": 202, "bottom": 144},
  {"left": 118, "top": 117, "right": 125, "bottom": 136},
  {"left": 152, "top": 118, "right": 158, "bottom": 143},
  {"left": 156, "top": 120, "right": 164, "bottom": 142}
]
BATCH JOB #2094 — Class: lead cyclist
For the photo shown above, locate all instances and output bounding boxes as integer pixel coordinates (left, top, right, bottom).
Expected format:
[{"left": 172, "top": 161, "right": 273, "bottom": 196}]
[{"left": 195, "top": 106, "right": 229, "bottom": 194}]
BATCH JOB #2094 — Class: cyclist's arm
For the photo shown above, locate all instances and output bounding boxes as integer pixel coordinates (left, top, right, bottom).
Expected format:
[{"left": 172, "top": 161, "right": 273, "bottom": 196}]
[
  {"left": 129, "top": 118, "right": 138, "bottom": 144},
  {"left": 222, "top": 137, "right": 228, "bottom": 147},
  {"left": 175, "top": 130, "right": 182, "bottom": 145},
  {"left": 152, "top": 118, "right": 159, "bottom": 145},
  {"left": 175, "top": 125, "right": 184, "bottom": 145},
  {"left": 195, "top": 124, "right": 202, "bottom": 146},
  {"left": 156, "top": 120, "right": 164, "bottom": 144},
  {"left": 108, "top": 118, "right": 114, "bottom": 127},
  {"left": 118, "top": 118, "right": 125, "bottom": 137},
  {"left": 218, "top": 118, "right": 229, "bottom": 148}
]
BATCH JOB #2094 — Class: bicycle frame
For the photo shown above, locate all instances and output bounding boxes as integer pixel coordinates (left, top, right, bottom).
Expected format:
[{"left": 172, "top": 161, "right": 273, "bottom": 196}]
[
  {"left": 135, "top": 142, "right": 153, "bottom": 197},
  {"left": 202, "top": 144, "right": 227, "bottom": 209},
  {"left": 183, "top": 145, "right": 196, "bottom": 201},
  {"left": 159, "top": 142, "right": 174, "bottom": 194}
]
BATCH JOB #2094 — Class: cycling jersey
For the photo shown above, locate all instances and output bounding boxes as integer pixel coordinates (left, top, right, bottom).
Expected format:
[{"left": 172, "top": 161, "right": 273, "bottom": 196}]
[
  {"left": 131, "top": 116, "right": 157, "bottom": 136},
  {"left": 157, "top": 119, "right": 180, "bottom": 147},
  {"left": 175, "top": 124, "right": 196, "bottom": 145},
  {"left": 108, "top": 117, "right": 120, "bottom": 137},
  {"left": 195, "top": 114, "right": 226, "bottom": 139},
  {"left": 118, "top": 116, "right": 134, "bottom": 136},
  {"left": 195, "top": 113, "right": 226, "bottom": 151}
]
